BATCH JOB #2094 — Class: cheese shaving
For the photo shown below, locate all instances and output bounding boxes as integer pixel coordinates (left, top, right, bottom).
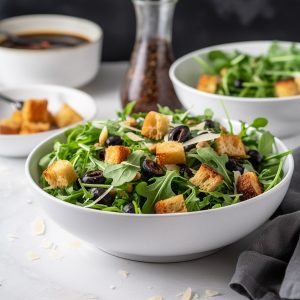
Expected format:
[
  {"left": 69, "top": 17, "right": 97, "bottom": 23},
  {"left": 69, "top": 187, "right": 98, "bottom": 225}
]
[
  {"left": 121, "top": 124, "right": 141, "bottom": 132},
  {"left": 181, "top": 287, "right": 193, "bottom": 300},
  {"left": 205, "top": 289, "right": 220, "bottom": 298},
  {"left": 66, "top": 240, "right": 82, "bottom": 249},
  {"left": 190, "top": 122, "right": 205, "bottom": 131},
  {"left": 84, "top": 186, "right": 114, "bottom": 208},
  {"left": 148, "top": 296, "right": 163, "bottom": 300},
  {"left": 27, "top": 251, "right": 40, "bottom": 261},
  {"left": 31, "top": 217, "right": 46, "bottom": 236},
  {"left": 126, "top": 132, "right": 144, "bottom": 142},
  {"left": 233, "top": 171, "right": 241, "bottom": 194},
  {"left": 183, "top": 132, "right": 220, "bottom": 147},
  {"left": 40, "top": 238, "right": 53, "bottom": 249},
  {"left": 48, "top": 249, "right": 64, "bottom": 260},
  {"left": 118, "top": 269, "right": 129, "bottom": 278}
]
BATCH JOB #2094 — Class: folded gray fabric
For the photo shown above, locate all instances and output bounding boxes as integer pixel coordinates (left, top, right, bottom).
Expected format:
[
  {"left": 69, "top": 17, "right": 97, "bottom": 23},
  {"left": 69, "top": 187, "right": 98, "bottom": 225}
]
[{"left": 230, "top": 147, "right": 300, "bottom": 300}]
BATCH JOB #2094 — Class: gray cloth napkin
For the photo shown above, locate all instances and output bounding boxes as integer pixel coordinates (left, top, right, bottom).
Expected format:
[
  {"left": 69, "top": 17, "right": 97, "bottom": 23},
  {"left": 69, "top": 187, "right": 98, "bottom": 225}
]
[{"left": 230, "top": 147, "right": 300, "bottom": 300}]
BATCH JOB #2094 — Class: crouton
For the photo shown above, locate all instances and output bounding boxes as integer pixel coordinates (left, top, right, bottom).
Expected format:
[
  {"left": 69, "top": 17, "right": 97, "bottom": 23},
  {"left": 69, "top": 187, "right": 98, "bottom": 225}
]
[
  {"left": 22, "top": 99, "right": 48, "bottom": 122},
  {"left": 20, "top": 121, "right": 50, "bottom": 134},
  {"left": 156, "top": 141, "right": 186, "bottom": 165},
  {"left": 105, "top": 146, "right": 131, "bottom": 164},
  {"left": 155, "top": 194, "right": 187, "bottom": 214},
  {"left": 215, "top": 134, "right": 246, "bottom": 158},
  {"left": 294, "top": 77, "right": 300, "bottom": 91},
  {"left": 47, "top": 111, "right": 56, "bottom": 126},
  {"left": 197, "top": 74, "right": 219, "bottom": 93},
  {"left": 275, "top": 79, "right": 299, "bottom": 97},
  {"left": 148, "top": 143, "right": 157, "bottom": 154},
  {"left": 196, "top": 141, "right": 210, "bottom": 149},
  {"left": 0, "top": 119, "right": 20, "bottom": 134},
  {"left": 237, "top": 172, "right": 263, "bottom": 201},
  {"left": 11, "top": 111, "right": 22, "bottom": 124},
  {"left": 123, "top": 117, "right": 137, "bottom": 127},
  {"left": 55, "top": 103, "right": 83, "bottom": 128},
  {"left": 141, "top": 111, "right": 169, "bottom": 140},
  {"left": 43, "top": 160, "right": 78, "bottom": 188},
  {"left": 190, "top": 164, "right": 223, "bottom": 192}
]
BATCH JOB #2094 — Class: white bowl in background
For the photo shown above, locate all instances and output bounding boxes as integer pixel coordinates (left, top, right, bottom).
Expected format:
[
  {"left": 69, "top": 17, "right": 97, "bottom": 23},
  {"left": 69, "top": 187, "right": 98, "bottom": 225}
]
[
  {"left": 0, "top": 14, "right": 102, "bottom": 87},
  {"left": 0, "top": 84, "right": 97, "bottom": 157},
  {"left": 25, "top": 120, "right": 294, "bottom": 263},
  {"left": 170, "top": 41, "right": 300, "bottom": 138}
]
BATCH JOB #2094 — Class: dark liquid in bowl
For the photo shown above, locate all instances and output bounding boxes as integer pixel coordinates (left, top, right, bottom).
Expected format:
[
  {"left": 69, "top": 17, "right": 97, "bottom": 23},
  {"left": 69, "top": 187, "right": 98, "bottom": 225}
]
[{"left": 0, "top": 32, "right": 90, "bottom": 49}]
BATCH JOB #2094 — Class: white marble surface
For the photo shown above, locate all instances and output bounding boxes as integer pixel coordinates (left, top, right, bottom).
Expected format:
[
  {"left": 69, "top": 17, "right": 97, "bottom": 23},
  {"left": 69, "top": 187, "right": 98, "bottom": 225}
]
[{"left": 0, "top": 62, "right": 299, "bottom": 300}]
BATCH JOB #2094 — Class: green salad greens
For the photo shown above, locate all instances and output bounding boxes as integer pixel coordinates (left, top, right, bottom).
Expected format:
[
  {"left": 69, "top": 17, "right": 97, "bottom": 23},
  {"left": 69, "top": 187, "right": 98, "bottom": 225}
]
[
  {"left": 39, "top": 103, "right": 291, "bottom": 214},
  {"left": 194, "top": 41, "right": 300, "bottom": 97}
]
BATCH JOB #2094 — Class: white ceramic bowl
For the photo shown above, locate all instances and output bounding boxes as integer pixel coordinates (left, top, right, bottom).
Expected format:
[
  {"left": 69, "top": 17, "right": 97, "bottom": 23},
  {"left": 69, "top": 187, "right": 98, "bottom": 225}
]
[
  {"left": 170, "top": 41, "right": 300, "bottom": 139},
  {"left": 25, "top": 120, "right": 294, "bottom": 263},
  {"left": 0, "top": 14, "right": 102, "bottom": 87},
  {"left": 0, "top": 84, "right": 96, "bottom": 157}
]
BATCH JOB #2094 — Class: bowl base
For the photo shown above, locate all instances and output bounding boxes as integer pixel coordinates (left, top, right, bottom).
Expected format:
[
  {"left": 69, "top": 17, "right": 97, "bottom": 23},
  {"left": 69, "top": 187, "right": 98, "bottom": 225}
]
[{"left": 97, "top": 247, "right": 222, "bottom": 263}]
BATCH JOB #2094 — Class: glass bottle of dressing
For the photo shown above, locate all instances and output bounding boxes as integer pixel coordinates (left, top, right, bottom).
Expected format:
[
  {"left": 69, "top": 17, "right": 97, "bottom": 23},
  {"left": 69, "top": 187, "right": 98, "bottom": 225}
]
[{"left": 121, "top": 0, "right": 182, "bottom": 112}]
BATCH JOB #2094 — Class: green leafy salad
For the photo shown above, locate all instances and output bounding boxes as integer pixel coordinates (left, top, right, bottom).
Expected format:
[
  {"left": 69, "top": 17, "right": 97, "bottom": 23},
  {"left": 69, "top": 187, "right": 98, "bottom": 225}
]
[
  {"left": 39, "top": 103, "right": 291, "bottom": 214},
  {"left": 195, "top": 42, "right": 300, "bottom": 98}
]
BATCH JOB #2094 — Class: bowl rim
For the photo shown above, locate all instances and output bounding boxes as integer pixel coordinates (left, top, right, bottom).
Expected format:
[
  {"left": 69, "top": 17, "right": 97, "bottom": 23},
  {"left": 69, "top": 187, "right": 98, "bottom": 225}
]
[
  {"left": 25, "top": 119, "right": 294, "bottom": 219},
  {"left": 169, "top": 40, "right": 300, "bottom": 103},
  {"left": 0, "top": 14, "right": 103, "bottom": 54},
  {"left": 0, "top": 83, "right": 97, "bottom": 139}
]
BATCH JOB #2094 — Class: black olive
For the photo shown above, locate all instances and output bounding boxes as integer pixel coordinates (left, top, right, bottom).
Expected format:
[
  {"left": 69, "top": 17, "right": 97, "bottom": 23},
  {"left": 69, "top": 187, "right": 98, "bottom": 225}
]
[
  {"left": 168, "top": 125, "right": 190, "bottom": 142},
  {"left": 248, "top": 150, "right": 263, "bottom": 167},
  {"left": 82, "top": 170, "right": 106, "bottom": 184},
  {"left": 225, "top": 158, "right": 244, "bottom": 174},
  {"left": 141, "top": 159, "right": 165, "bottom": 178},
  {"left": 106, "top": 135, "right": 123, "bottom": 146},
  {"left": 123, "top": 203, "right": 135, "bottom": 213},
  {"left": 234, "top": 79, "right": 244, "bottom": 88},
  {"left": 179, "top": 165, "right": 194, "bottom": 178},
  {"left": 89, "top": 188, "right": 114, "bottom": 206},
  {"left": 96, "top": 149, "right": 105, "bottom": 160},
  {"left": 204, "top": 120, "right": 215, "bottom": 129}
]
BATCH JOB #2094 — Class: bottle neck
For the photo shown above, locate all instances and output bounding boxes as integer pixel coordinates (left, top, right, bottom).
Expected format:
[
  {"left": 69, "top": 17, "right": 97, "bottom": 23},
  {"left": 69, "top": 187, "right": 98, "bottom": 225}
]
[{"left": 133, "top": 0, "right": 177, "bottom": 42}]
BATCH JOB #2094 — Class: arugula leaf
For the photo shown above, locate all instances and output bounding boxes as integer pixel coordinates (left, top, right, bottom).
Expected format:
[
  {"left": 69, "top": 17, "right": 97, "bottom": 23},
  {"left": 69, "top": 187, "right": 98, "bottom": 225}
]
[
  {"left": 250, "top": 117, "right": 268, "bottom": 128},
  {"left": 194, "top": 147, "right": 232, "bottom": 185},
  {"left": 117, "top": 101, "right": 136, "bottom": 120},
  {"left": 137, "top": 170, "right": 181, "bottom": 213},
  {"left": 258, "top": 131, "right": 275, "bottom": 156}
]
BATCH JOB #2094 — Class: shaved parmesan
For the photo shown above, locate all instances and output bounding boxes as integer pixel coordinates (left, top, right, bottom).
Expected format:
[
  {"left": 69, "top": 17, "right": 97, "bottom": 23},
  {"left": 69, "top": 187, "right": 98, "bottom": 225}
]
[
  {"left": 205, "top": 289, "right": 220, "bottom": 297},
  {"left": 118, "top": 270, "right": 129, "bottom": 278},
  {"left": 181, "top": 288, "right": 193, "bottom": 300},
  {"left": 165, "top": 164, "right": 179, "bottom": 171},
  {"left": 126, "top": 132, "right": 144, "bottom": 142},
  {"left": 121, "top": 124, "right": 141, "bottom": 132},
  {"left": 84, "top": 186, "right": 114, "bottom": 208},
  {"left": 164, "top": 133, "right": 169, "bottom": 142},
  {"left": 183, "top": 132, "right": 220, "bottom": 147},
  {"left": 190, "top": 122, "right": 205, "bottom": 131},
  {"left": 40, "top": 238, "right": 53, "bottom": 249},
  {"left": 48, "top": 249, "right": 64, "bottom": 260},
  {"left": 233, "top": 171, "right": 241, "bottom": 194},
  {"left": 66, "top": 240, "right": 82, "bottom": 249},
  {"left": 27, "top": 251, "right": 40, "bottom": 261},
  {"left": 148, "top": 296, "right": 163, "bottom": 300},
  {"left": 31, "top": 217, "right": 46, "bottom": 236},
  {"left": 192, "top": 293, "right": 200, "bottom": 299},
  {"left": 166, "top": 115, "right": 173, "bottom": 123},
  {"left": 99, "top": 126, "right": 108, "bottom": 146}
]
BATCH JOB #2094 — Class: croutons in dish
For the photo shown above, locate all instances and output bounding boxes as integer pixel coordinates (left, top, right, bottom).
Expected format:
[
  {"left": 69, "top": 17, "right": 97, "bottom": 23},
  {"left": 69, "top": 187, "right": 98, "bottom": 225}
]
[
  {"left": 38, "top": 103, "right": 290, "bottom": 214},
  {"left": 195, "top": 42, "right": 300, "bottom": 98},
  {"left": 0, "top": 99, "right": 83, "bottom": 135}
]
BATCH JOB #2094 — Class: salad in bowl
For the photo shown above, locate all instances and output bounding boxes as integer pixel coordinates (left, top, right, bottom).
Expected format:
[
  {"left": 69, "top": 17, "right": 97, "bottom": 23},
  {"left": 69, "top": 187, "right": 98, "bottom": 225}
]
[{"left": 38, "top": 103, "right": 291, "bottom": 215}]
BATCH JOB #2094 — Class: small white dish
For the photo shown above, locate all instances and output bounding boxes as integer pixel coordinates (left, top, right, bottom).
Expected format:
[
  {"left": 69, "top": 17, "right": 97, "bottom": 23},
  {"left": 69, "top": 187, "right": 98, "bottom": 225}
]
[
  {"left": 0, "top": 84, "right": 97, "bottom": 157},
  {"left": 170, "top": 41, "right": 300, "bottom": 138},
  {"left": 25, "top": 120, "right": 294, "bottom": 263},
  {"left": 0, "top": 14, "right": 102, "bottom": 87}
]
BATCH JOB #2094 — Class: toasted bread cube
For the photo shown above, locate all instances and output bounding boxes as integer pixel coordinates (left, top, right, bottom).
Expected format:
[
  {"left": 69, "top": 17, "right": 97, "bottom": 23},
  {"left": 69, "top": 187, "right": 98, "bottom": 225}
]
[
  {"left": 141, "top": 111, "right": 169, "bottom": 140},
  {"left": 22, "top": 99, "right": 48, "bottom": 122},
  {"left": 215, "top": 134, "right": 246, "bottom": 158},
  {"left": 11, "top": 111, "right": 23, "bottom": 124},
  {"left": 55, "top": 103, "right": 83, "bottom": 128},
  {"left": 155, "top": 194, "right": 187, "bottom": 214},
  {"left": 105, "top": 146, "right": 131, "bottom": 164},
  {"left": 156, "top": 141, "right": 186, "bottom": 165},
  {"left": 275, "top": 79, "right": 299, "bottom": 97},
  {"left": 190, "top": 164, "right": 223, "bottom": 192},
  {"left": 197, "top": 74, "right": 219, "bottom": 93},
  {"left": 47, "top": 111, "right": 56, "bottom": 126},
  {"left": 237, "top": 172, "right": 263, "bottom": 201},
  {"left": 43, "top": 160, "right": 78, "bottom": 188},
  {"left": 0, "top": 119, "right": 20, "bottom": 134},
  {"left": 20, "top": 121, "right": 50, "bottom": 134},
  {"left": 123, "top": 117, "right": 137, "bottom": 127}
]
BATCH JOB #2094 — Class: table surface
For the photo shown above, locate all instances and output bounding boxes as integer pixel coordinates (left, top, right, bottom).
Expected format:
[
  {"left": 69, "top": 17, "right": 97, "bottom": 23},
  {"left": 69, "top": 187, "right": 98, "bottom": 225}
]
[{"left": 0, "top": 62, "right": 299, "bottom": 300}]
